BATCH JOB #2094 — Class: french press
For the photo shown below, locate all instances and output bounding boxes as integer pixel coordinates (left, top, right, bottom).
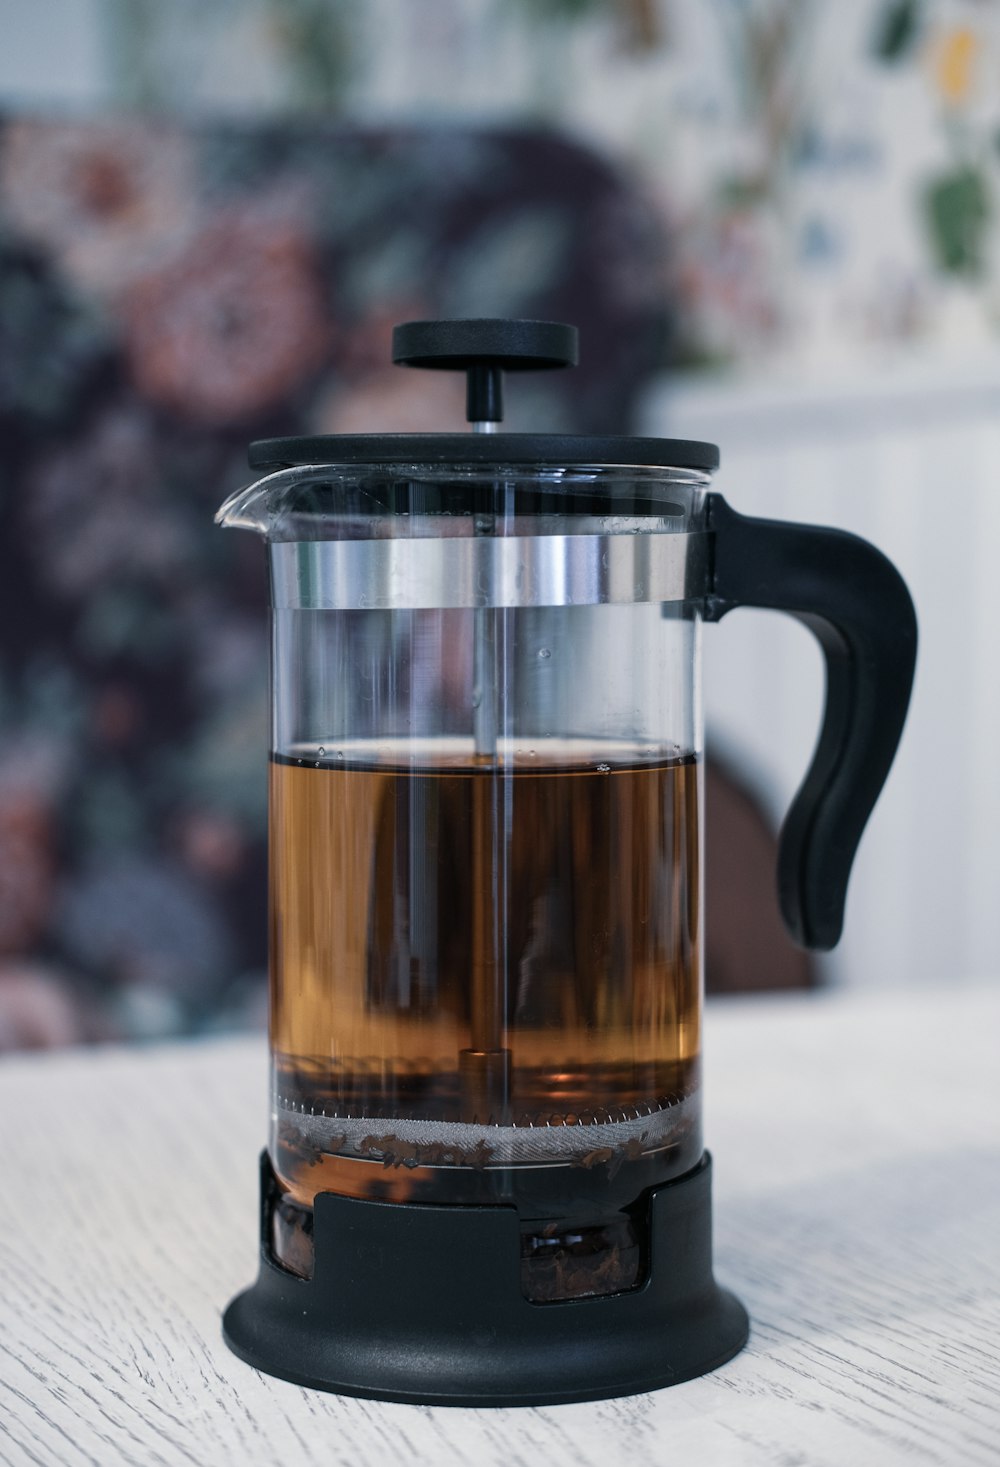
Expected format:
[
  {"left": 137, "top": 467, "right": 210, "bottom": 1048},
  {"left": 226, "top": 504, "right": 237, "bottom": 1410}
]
[{"left": 219, "top": 319, "right": 916, "bottom": 1405}]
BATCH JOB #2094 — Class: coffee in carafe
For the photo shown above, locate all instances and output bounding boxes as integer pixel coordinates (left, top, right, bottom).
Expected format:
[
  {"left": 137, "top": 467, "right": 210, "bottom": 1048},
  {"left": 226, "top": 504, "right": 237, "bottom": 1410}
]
[{"left": 269, "top": 746, "right": 702, "bottom": 1299}]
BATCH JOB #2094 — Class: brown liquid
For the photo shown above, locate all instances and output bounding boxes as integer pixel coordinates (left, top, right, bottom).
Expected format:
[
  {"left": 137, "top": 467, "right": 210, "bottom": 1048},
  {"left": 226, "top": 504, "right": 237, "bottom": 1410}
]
[{"left": 269, "top": 749, "right": 703, "bottom": 1299}]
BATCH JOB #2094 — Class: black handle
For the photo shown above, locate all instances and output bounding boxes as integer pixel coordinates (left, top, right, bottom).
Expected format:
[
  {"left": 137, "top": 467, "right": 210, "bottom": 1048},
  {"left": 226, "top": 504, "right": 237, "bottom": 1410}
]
[
  {"left": 392, "top": 318, "right": 578, "bottom": 423},
  {"left": 704, "top": 493, "right": 917, "bottom": 951}
]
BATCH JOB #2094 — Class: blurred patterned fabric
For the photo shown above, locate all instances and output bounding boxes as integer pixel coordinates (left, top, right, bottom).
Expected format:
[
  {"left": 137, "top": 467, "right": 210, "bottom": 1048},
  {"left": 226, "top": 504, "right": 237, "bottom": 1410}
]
[{"left": 0, "top": 116, "right": 672, "bottom": 1049}]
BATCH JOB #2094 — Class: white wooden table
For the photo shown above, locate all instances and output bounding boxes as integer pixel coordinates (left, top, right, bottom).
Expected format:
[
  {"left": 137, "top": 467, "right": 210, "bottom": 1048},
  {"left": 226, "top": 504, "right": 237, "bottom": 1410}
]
[{"left": 1, "top": 985, "right": 997, "bottom": 1467}]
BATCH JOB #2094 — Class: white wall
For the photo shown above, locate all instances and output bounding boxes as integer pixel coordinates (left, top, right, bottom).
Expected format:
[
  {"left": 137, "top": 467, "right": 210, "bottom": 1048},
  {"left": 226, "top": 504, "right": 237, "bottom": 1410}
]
[
  {"left": 645, "top": 357, "right": 1000, "bottom": 987},
  {"left": 0, "top": 0, "right": 106, "bottom": 107}
]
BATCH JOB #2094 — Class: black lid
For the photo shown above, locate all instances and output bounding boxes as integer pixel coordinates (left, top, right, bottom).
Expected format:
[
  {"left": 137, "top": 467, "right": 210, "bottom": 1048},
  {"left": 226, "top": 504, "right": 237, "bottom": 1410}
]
[
  {"left": 248, "top": 432, "right": 719, "bottom": 473},
  {"left": 249, "top": 319, "right": 719, "bottom": 476}
]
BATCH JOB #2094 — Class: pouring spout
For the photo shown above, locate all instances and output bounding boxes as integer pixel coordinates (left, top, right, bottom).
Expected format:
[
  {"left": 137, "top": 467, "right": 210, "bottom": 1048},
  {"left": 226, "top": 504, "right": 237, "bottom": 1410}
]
[{"left": 215, "top": 467, "right": 298, "bottom": 535}]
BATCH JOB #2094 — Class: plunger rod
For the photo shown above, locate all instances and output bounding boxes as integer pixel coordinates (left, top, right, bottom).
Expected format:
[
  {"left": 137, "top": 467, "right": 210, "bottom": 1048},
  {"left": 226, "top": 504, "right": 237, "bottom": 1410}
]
[{"left": 460, "top": 603, "right": 511, "bottom": 1121}]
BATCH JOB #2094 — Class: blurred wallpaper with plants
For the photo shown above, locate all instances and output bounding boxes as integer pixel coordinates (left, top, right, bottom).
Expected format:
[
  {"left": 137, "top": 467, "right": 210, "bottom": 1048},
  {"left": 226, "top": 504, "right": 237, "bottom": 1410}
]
[{"left": 95, "top": 0, "right": 1000, "bottom": 369}]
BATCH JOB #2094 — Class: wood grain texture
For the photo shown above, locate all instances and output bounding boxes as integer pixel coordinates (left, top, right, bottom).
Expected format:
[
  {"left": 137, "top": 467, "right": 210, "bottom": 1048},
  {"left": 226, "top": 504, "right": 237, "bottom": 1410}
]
[{"left": 0, "top": 987, "right": 998, "bottom": 1467}]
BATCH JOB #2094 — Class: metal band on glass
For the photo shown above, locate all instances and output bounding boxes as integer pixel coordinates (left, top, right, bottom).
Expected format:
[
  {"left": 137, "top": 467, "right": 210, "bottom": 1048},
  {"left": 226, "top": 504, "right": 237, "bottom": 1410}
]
[{"left": 270, "top": 532, "right": 708, "bottom": 610}]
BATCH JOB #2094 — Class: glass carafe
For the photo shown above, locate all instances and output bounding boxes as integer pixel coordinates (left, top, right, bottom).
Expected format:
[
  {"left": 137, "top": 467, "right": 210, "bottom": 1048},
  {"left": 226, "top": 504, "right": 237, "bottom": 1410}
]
[{"left": 224, "top": 457, "right": 710, "bottom": 1299}]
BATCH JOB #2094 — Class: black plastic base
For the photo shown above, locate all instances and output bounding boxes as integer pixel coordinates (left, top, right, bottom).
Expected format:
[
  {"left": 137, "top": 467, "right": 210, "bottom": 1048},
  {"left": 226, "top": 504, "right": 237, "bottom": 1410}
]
[{"left": 222, "top": 1152, "right": 748, "bottom": 1407}]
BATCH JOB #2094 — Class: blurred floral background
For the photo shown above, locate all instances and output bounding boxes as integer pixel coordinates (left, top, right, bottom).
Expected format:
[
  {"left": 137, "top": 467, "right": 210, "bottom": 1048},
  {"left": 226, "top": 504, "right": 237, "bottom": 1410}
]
[
  {"left": 33, "top": 0, "right": 1000, "bottom": 371},
  {"left": 0, "top": 116, "right": 668, "bottom": 1048},
  {"left": 1, "top": 0, "right": 997, "bottom": 1047}
]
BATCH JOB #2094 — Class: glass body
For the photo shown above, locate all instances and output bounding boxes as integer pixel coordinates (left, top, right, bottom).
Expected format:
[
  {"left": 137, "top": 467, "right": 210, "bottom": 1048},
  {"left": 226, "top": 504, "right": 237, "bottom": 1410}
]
[{"left": 219, "top": 462, "right": 710, "bottom": 1300}]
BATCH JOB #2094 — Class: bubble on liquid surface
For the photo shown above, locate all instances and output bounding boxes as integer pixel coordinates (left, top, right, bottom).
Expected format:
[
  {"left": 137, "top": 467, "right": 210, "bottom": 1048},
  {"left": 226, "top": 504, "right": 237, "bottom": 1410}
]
[
  {"left": 318, "top": 746, "right": 326, "bottom": 757},
  {"left": 537, "top": 647, "right": 551, "bottom": 660},
  {"left": 597, "top": 763, "right": 610, "bottom": 772}
]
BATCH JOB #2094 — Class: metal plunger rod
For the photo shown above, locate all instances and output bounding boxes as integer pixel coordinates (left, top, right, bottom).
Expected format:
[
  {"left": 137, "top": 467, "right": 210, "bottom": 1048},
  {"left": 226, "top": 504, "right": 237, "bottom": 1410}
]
[
  {"left": 460, "top": 590, "right": 511, "bottom": 1121},
  {"left": 469, "top": 763, "right": 504, "bottom": 1056},
  {"left": 472, "top": 605, "right": 498, "bottom": 759},
  {"left": 471, "top": 604, "right": 499, "bottom": 1058}
]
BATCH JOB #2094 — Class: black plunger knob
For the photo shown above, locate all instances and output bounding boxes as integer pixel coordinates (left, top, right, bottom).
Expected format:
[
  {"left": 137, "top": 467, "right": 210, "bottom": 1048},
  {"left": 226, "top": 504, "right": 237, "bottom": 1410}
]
[{"left": 391, "top": 318, "right": 579, "bottom": 424}]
